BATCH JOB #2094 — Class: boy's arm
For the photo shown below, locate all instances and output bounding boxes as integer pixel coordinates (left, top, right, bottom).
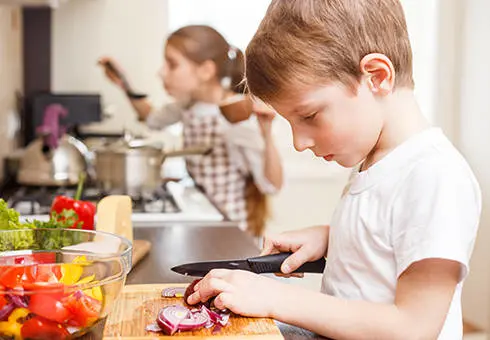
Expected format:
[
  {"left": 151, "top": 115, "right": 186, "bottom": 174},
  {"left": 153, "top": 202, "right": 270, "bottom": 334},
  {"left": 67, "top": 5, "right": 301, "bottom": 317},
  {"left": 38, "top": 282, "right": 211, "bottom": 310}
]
[{"left": 272, "top": 258, "right": 460, "bottom": 339}]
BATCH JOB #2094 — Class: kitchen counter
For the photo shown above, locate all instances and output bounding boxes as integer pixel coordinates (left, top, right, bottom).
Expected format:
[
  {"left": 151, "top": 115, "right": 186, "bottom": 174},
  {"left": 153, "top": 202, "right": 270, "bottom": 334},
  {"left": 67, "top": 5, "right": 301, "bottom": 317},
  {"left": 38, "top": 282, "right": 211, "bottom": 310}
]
[
  {"left": 130, "top": 226, "right": 327, "bottom": 340},
  {"left": 131, "top": 181, "right": 226, "bottom": 227}
]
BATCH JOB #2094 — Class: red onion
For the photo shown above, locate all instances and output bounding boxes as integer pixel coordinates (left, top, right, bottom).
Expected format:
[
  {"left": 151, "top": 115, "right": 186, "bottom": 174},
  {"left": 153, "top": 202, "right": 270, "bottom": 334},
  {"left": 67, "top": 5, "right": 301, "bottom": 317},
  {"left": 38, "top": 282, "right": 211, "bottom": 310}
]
[
  {"left": 212, "top": 322, "right": 224, "bottom": 334},
  {"left": 9, "top": 294, "right": 28, "bottom": 308},
  {"left": 156, "top": 305, "right": 190, "bottom": 335},
  {"left": 177, "top": 310, "right": 208, "bottom": 331},
  {"left": 145, "top": 323, "right": 162, "bottom": 333},
  {"left": 0, "top": 303, "right": 15, "bottom": 321},
  {"left": 184, "top": 279, "right": 201, "bottom": 303},
  {"left": 161, "top": 287, "right": 186, "bottom": 298},
  {"left": 73, "top": 290, "right": 84, "bottom": 299},
  {"left": 148, "top": 281, "right": 232, "bottom": 336},
  {"left": 201, "top": 305, "right": 230, "bottom": 326}
]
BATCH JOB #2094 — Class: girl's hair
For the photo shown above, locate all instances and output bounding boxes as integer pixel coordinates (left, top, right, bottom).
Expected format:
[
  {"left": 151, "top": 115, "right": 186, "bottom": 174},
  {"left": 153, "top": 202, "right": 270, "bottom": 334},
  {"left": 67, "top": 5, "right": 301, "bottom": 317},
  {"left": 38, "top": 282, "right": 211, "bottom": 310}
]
[
  {"left": 245, "top": 0, "right": 414, "bottom": 102},
  {"left": 244, "top": 176, "right": 269, "bottom": 238},
  {"left": 167, "top": 25, "right": 245, "bottom": 93}
]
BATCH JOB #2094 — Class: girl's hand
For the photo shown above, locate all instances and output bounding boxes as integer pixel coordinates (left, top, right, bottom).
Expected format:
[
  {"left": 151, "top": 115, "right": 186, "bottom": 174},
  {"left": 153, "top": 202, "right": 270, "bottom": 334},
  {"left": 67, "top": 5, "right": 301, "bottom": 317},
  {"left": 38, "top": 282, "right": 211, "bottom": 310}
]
[
  {"left": 186, "top": 269, "right": 285, "bottom": 318},
  {"left": 98, "top": 56, "right": 126, "bottom": 89},
  {"left": 252, "top": 97, "right": 276, "bottom": 137},
  {"left": 261, "top": 225, "right": 329, "bottom": 274}
]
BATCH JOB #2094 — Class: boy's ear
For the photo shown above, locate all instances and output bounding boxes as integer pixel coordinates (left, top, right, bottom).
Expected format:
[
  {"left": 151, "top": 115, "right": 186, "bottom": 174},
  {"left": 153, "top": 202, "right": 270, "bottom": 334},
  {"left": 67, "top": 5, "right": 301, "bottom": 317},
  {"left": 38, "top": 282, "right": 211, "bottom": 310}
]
[
  {"left": 359, "top": 53, "right": 395, "bottom": 95},
  {"left": 198, "top": 60, "right": 218, "bottom": 82}
]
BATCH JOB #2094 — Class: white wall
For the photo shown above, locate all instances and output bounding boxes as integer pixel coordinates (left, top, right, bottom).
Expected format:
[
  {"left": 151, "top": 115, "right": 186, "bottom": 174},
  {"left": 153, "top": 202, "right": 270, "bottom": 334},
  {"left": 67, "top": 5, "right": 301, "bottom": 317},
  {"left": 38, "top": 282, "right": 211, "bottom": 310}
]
[
  {"left": 456, "top": 0, "right": 490, "bottom": 330},
  {"left": 52, "top": 0, "right": 170, "bottom": 139},
  {"left": 0, "top": 6, "right": 22, "bottom": 180}
]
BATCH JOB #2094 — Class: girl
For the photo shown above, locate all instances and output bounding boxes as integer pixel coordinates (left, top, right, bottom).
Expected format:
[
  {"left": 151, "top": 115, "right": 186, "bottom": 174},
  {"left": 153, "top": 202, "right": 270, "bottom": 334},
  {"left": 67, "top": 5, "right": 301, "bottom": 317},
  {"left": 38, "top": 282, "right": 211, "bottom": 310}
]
[
  {"left": 99, "top": 25, "right": 283, "bottom": 236},
  {"left": 186, "top": 1, "right": 481, "bottom": 339}
]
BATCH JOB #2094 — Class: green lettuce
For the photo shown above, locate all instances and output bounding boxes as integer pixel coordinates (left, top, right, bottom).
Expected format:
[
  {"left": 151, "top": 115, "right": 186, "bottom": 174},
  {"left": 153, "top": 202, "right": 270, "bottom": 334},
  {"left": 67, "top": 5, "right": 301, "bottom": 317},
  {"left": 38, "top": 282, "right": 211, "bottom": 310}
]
[
  {"left": 0, "top": 198, "right": 22, "bottom": 230},
  {"left": 0, "top": 199, "right": 83, "bottom": 251}
]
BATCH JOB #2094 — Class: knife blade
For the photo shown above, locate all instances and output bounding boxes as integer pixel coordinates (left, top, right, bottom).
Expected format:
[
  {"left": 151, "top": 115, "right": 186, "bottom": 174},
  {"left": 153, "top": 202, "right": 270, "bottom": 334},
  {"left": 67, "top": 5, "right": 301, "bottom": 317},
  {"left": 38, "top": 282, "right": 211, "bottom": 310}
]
[{"left": 171, "top": 252, "right": 326, "bottom": 277}]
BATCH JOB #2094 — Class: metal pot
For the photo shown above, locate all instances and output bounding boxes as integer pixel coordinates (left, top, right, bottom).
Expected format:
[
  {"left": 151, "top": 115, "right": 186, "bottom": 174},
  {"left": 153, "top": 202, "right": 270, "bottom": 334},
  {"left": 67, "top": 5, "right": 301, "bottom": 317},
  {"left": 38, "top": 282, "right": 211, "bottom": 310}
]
[
  {"left": 17, "top": 135, "right": 91, "bottom": 186},
  {"left": 94, "top": 138, "right": 211, "bottom": 197}
]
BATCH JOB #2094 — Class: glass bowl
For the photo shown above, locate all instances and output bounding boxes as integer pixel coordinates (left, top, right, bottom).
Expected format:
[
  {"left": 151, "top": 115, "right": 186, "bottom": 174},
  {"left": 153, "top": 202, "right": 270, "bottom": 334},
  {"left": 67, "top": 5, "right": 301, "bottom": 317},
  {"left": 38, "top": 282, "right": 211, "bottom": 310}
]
[{"left": 0, "top": 228, "right": 132, "bottom": 340}]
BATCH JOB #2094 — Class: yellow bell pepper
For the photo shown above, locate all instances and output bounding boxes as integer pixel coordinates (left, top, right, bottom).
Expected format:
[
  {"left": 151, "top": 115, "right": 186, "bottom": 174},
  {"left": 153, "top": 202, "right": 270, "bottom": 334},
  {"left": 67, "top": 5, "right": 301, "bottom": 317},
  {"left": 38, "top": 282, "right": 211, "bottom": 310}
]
[
  {"left": 60, "top": 255, "right": 92, "bottom": 285},
  {"left": 60, "top": 256, "right": 103, "bottom": 301},
  {"left": 76, "top": 274, "right": 95, "bottom": 285},
  {"left": 84, "top": 286, "right": 103, "bottom": 301},
  {"left": 59, "top": 263, "right": 83, "bottom": 285},
  {"left": 0, "top": 308, "right": 30, "bottom": 340}
]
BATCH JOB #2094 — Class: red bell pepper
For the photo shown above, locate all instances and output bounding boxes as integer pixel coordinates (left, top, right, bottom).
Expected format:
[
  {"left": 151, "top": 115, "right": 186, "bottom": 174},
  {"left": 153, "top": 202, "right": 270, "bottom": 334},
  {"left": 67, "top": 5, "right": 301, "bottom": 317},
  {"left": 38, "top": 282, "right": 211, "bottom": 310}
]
[{"left": 50, "top": 173, "right": 96, "bottom": 230}]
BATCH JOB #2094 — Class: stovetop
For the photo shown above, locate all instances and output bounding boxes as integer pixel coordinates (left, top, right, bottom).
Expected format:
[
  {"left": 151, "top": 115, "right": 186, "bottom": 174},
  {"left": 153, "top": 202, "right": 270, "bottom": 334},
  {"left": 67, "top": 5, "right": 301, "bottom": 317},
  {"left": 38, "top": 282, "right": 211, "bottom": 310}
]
[{"left": 0, "top": 180, "right": 180, "bottom": 216}]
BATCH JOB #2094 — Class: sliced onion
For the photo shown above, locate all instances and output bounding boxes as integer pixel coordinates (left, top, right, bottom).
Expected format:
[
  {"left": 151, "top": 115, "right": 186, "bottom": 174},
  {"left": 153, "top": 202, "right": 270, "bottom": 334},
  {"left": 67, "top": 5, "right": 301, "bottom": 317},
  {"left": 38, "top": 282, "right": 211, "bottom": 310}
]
[
  {"left": 145, "top": 323, "right": 162, "bottom": 333},
  {"left": 218, "top": 313, "right": 230, "bottom": 326},
  {"left": 212, "top": 322, "right": 224, "bottom": 334},
  {"left": 9, "top": 294, "right": 28, "bottom": 308},
  {"left": 177, "top": 310, "right": 209, "bottom": 331},
  {"left": 156, "top": 305, "right": 190, "bottom": 335},
  {"left": 73, "top": 290, "right": 84, "bottom": 299},
  {"left": 66, "top": 326, "right": 81, "bottom": 335},
  {"left": 201, "top": 305, "right": 230, "bottom": 326},
  {"left": 0, "top": 303, "right": 15, "bottom": 321},
  {"left": 161, "top": 287, "right": 186, "bottom": 298}
]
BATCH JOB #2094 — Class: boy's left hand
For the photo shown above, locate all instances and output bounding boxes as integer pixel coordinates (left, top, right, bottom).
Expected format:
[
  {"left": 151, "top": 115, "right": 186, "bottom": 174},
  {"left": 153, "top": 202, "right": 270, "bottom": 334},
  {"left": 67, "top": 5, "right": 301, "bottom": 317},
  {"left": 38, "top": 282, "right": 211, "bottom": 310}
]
[{"left": 186, "top": 269, "right": 284, "bottom": 318}]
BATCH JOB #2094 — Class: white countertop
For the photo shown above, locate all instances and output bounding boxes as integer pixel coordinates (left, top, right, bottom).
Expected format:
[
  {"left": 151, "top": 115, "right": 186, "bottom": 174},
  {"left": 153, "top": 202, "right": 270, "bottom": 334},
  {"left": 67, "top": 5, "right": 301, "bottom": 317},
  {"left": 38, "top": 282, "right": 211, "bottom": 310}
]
[{"left": 19, "top": 181, "right": 225, "bottom": 228}]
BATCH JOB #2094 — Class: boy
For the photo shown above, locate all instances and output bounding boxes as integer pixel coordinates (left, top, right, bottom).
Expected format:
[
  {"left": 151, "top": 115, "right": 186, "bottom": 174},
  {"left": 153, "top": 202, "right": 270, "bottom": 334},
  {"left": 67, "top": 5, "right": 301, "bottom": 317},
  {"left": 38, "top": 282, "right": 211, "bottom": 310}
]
[{"left": 187, "top": 1, "right": 481, "bottom": 338}]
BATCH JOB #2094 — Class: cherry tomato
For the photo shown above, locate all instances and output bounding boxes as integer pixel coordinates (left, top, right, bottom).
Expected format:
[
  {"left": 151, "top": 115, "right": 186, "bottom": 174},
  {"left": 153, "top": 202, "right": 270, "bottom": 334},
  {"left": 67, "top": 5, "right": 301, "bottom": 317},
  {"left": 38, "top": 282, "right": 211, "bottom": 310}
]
[
  {"left": 29, "top": 294, "right": 71, "bottom": 324},
  {"left": 21, "top": 316, "right": 69, "bottom": 340},
  {"left": 63, "top": 292, "right": 101, "bottom": 327}
]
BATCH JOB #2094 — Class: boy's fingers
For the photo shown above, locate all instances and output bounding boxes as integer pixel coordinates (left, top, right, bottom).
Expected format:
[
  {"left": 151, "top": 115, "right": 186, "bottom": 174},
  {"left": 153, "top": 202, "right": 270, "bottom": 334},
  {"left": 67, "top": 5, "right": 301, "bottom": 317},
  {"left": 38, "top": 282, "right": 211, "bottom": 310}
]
[
  {"left": 187, "top": 277, "right": 231, "bottom": 305},
  {"left": 213, "top": 292, "right": 234, "bottom": 311},
  {"left": 260, "top": 237, "right": 275, "bottom": 256},
  {"left": 281, "top": 248, "right": 310, "bottom": 274}
]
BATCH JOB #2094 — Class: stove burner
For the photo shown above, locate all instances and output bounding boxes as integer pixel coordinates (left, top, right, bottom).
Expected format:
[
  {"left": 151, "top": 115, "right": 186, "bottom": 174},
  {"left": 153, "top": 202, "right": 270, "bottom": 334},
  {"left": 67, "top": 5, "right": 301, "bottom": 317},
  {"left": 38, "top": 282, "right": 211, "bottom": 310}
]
[{"left": 2, "top": 183, "right": 180, "bottom": 215}]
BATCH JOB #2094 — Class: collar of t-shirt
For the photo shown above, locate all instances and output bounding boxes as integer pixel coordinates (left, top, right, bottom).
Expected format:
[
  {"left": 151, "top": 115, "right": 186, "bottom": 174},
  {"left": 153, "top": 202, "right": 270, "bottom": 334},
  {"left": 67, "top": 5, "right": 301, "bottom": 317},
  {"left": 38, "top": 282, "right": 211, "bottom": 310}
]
[{"left": 349, "top": 127, "right": 444, "bottom": 194}]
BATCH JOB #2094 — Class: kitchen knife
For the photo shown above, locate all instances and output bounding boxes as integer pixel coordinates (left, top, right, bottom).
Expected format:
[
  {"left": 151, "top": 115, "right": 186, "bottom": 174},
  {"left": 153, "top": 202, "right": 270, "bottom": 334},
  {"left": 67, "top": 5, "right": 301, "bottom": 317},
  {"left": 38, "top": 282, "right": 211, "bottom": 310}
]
[{"left": 171, "top": 252, "right": 326, "bottom": 277}]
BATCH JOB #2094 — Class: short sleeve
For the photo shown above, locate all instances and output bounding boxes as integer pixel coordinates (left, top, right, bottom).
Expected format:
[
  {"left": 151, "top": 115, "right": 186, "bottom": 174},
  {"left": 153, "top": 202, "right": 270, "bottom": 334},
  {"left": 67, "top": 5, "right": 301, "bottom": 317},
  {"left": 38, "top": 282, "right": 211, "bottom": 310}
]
[
  {"left": 146, "top": 103, "right": 183, "bottom": 130},
  {"left": 392, "top": 158, "right": 481, "bottom": 281}
]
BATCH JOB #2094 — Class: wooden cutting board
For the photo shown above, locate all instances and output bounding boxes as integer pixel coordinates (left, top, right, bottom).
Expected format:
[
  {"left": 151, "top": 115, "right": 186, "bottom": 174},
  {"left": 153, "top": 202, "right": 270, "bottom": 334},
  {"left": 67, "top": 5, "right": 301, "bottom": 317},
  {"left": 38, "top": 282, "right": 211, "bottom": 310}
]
[{"left": 104, "top": 284, "right": 284, "bottom": 339}]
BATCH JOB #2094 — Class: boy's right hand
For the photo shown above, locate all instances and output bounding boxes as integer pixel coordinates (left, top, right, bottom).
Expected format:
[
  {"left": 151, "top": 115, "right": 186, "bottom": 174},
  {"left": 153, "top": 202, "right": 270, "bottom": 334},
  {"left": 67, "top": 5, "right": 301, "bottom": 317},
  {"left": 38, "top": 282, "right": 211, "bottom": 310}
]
[
  {"left": 261, "top": 225, "right": 329, "bottom": 275},
  {"left": 97, "top": 56, "right": 126, "bottom": 89}
]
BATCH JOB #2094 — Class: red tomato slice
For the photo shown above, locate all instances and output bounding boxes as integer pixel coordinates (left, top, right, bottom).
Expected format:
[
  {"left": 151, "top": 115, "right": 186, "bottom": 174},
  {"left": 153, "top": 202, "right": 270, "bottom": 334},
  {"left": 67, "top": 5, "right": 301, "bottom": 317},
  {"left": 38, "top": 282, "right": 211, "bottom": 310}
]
[
  {"left": 0, "top": 295, "right": 6, "bottom": 309},
  {"left": 23, "top": 282, "right": 65, "bottom": 299},
  {"left": 29, "top": 294, "right": 72, "bottom": 324},
  {"left": 32, "top": 253, "right": 56, "bottom": 264},
  {"left": 13, "top": 253, "right": 56, "bottom": 265},
  {"left": 21, "top": 316, "right": 70, "bottom": 340},
  {"left": 35, "top": 265, "right": 62, "bottom": 282},
  {"left": 0, "top": 266, "right": 25, "bottom": 288},
  {"left": 63, "top": 292, "right": 101, "bottom": 327}
]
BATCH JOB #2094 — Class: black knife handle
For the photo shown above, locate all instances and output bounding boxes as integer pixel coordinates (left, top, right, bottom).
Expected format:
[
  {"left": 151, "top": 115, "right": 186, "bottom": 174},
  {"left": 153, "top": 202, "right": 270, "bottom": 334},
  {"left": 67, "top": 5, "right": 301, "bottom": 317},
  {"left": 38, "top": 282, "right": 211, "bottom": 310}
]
[{"left": 247, "top": 253, "right": 326, "bottom": 274}]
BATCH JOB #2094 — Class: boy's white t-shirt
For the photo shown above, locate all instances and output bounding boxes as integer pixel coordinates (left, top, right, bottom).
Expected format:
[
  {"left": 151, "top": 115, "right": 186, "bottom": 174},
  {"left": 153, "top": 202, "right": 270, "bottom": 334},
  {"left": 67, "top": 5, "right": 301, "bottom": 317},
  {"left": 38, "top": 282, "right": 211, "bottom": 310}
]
[{"left": 322, "top": 128, "right": 481, "bottom": 339}]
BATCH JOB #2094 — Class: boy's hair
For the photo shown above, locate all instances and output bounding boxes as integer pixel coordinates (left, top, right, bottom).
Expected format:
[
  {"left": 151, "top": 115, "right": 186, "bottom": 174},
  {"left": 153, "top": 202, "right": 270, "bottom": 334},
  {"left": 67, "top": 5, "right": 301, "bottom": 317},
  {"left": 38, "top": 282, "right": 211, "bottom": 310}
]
[
  {"left": 245, "top": 0, "right": 414, "bottom": 102},
  {"left": 167, "top": 25, "right": 245, "bottom": 93}
]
